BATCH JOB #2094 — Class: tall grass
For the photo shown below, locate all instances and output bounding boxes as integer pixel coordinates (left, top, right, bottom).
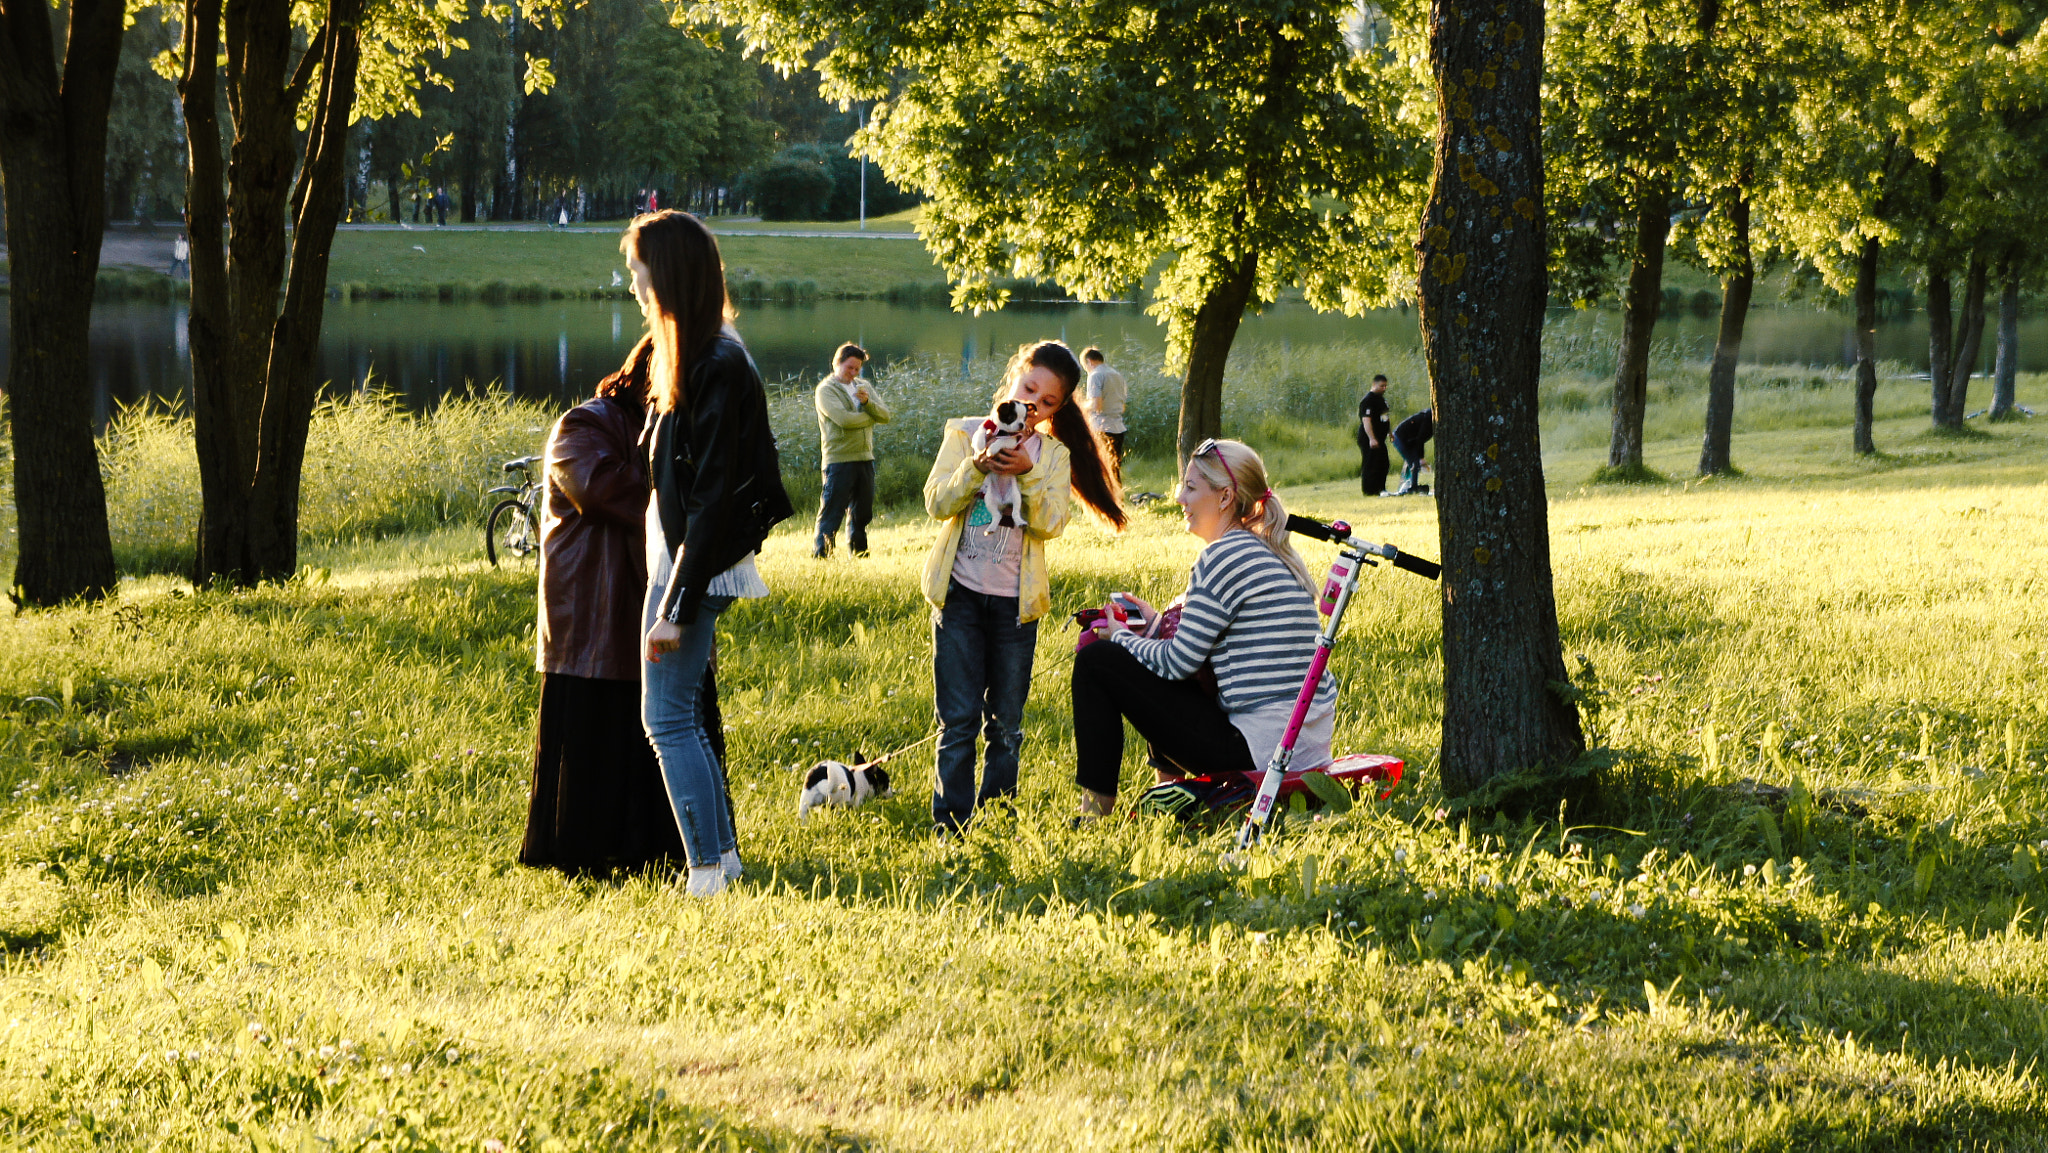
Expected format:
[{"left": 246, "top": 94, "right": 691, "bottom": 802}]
[
  {"left": 96, "top": 391, "right": 555, "bottom": 575},
  {"left": 47, "top": 328, "right": 2022, "bottom": 579}
]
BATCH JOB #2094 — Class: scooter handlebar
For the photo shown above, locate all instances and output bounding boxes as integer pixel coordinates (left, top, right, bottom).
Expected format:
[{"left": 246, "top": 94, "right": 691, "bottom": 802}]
[
  {"left": 1391, "top": 552, "right": 1443, "bottom": 581},
  {"left": 1283, "top": 513, "right": 1338, "bottom": 542},
  {"left": 1285, "top": 514, "right": 1441, "bottom": 581}
]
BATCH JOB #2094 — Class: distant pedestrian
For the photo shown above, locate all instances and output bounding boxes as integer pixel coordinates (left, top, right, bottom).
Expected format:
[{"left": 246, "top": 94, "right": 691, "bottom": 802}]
[
  {"left": 1392, "top": 407, "right": 1434, "bottom": 495},
  {"left": 813, "top": 343, "right": 892, "bottom": 557},
  {"left": 170, "top": 234, "right": 190, "bottom": 281},
  {"left": 1357, "top": 374, "right": 1390, "bottom": 497},
  {"left": 411, "top": 189, "right": 421, "bottom": 224},
  {"left": 433, "top": 187, "right": 448, "bottom": 226},
  {"left": 1079, "top": 347, "right": 1128, "bottom": 475},
  {"left": 558, "top": 204, "right": 570, "bottom": 229}
]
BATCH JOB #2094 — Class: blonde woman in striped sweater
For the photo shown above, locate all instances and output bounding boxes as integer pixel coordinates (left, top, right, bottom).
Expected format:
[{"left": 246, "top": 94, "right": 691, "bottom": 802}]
[{"left": 1071, "top": 439, "right": 1336, "bottom": 818}]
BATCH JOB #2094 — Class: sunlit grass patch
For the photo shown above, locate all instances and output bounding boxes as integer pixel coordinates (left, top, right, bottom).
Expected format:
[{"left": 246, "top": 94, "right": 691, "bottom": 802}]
[{"left": 0, "top": 352, "right": 2045, "bottom": 1144}]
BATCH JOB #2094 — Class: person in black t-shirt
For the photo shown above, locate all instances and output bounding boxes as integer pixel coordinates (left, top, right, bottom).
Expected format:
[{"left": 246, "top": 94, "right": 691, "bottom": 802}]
[
  {"left": 1392, "top": 408, "right": 1434, "bottom": 495},
  {"left": 1356, "top": 374, "right": 1391, "bottom": 496}
]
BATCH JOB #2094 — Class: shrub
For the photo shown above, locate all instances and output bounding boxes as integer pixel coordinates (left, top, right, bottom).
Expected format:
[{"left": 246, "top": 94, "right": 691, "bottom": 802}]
[{"left": 739, "top": 147, "right": 836, "bottom": 221}]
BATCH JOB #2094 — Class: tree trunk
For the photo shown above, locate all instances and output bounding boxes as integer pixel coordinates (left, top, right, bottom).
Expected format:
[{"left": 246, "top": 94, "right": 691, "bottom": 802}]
[
  {"left": 1926, "top": 256, "right": 1952, "bottom": 425},
  {"left": 1947, "top": 254, "right": 1987, "bottom": 424},
  {"left": 1852, "top": 237, "right": 1879, "bottom": 455},
  {"left": 1419, "top": 0, "right": 1584, "bottom": 800},
  {"left": 1990, "top": 268, "right": 2019, "bottom": 421},
  {"left": 1607, "top": 182, "right": 1670, "bottom": 472},
  {"left": 1174, "top": 251, "right": 1257, "bottom": 464},
  {"left": 0, "top": 0, "right": 125, "bottom": 605},
  {"left": 182, "top": 0, "right": 364, "bottom": 585},
  {"left": 1928, "top": 252, "right": 1988, "bottom": 428},
  {"left": 498, "top": 11, "right": 521, "bottom": 222},
  {"left": 1698, "top": 196, "right": 1751, "bottom": 477}
]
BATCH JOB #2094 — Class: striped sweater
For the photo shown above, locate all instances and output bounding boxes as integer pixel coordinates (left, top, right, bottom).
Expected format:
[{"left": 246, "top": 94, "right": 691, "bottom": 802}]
[{"left": 1112, "top": 529, "right": 1337, "bottom": 765}]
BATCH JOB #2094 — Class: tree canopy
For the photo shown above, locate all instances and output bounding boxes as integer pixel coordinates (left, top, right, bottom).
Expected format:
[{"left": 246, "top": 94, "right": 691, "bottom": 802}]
[{"left": 713, "top": 0, "right": 1431, "bottom": 456}]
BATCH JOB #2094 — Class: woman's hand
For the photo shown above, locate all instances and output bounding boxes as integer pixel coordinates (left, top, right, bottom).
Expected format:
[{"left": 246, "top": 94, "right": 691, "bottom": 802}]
[
  {"left": 645, "top": 618, "right": 682, "bottom": 663},
  {"left": 1103, "top": 592, "right": 1157, "bottom": 631},
  {"left": 974, "top": 446, "right": 1032, "bottom": 476}
]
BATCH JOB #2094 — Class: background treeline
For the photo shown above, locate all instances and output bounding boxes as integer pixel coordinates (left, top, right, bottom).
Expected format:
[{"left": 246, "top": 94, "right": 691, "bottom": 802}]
[{"left": 96, "top": 0, "right": 922, "bottom": 227}]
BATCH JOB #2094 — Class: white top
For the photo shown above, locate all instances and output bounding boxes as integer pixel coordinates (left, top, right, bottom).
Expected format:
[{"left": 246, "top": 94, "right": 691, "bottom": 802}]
[
  {"left": 645, "top": 492, "right": 770, "bottom": 600},
  {"left": 948, "top": 432, "right": 1042, "bottom": 597},
  {"left": 1085, "top": 365, "right": 1128, "bottom": 434}
]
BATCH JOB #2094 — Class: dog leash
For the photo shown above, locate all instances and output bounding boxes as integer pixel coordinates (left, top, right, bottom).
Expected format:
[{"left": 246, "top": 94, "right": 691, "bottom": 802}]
[{"left": 856, "top": 642, "right": 1081, "bottom": 769}]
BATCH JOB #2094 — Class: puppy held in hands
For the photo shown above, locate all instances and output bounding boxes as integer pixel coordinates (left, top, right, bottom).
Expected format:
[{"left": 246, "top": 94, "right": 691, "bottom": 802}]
[
  {"left": 797, "top": 756, "right": 893, "bottom": 820},
  {"left": 969, "top": 399, "right": 1030, "bottom": 529}
]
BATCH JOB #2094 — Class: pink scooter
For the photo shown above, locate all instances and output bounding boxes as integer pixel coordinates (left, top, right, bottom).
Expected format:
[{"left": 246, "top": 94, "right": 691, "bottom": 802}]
[{"left": 1231, "top": 514, "right": 1440, "bottom": 853}]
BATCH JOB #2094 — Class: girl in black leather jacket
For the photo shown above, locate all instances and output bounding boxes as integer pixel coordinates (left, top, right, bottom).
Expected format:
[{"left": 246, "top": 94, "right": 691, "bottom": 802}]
[{"left": 625, "top": 211, "right": 793, "bottom": 897}]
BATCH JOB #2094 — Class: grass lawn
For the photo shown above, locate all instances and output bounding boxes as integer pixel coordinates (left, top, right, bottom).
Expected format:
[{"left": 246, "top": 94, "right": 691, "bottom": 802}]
[
  {"left": 1, "top": 394, "right": 2046, "bottom": 1146},
  {"left": 324, "top": 229, "right": 942, "bottom": 299},
  {"left": 707, "top": 207, "right": 924, "bottom": 234}
]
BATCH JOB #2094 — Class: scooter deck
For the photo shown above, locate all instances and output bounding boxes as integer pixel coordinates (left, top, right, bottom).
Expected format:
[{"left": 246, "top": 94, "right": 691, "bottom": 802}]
[{"left": 1243, "top": 752, "right": 1405, "bottom": 803}]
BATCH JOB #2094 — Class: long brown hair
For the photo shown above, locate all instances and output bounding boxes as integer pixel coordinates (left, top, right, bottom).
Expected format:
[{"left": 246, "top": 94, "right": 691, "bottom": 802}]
[
  {"left": 997, "top": 340, "right": 1127, "bottom": 531},
  {"left": 620, "top": 211, "right": 734, "bottom": 414},
  {"left": 595, "top": 334, "right": 653, "bottom": 408},
  {"left": 1186, "top": 439, "right": 1313, "bottom": 591}
]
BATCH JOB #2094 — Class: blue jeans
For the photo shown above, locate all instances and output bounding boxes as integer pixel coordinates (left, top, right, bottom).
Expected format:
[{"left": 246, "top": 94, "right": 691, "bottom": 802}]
[
  {"left": 931, "top": 580, "right": 1038, "bottom": 830},
  {"left": 1393, "top": 435, "right": 1427, "bottom": 493},
  {"left": 641, "top": 585, "right": 738, "bottom": 867},
  {"left": 815, "top": 460, "right": 876, "bottom": 555}
]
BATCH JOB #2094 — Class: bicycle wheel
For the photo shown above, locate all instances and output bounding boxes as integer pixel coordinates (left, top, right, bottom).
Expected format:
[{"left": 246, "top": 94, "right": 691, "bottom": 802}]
[{"left": 486, "top": 498, "right": 533, "bottom": 566}]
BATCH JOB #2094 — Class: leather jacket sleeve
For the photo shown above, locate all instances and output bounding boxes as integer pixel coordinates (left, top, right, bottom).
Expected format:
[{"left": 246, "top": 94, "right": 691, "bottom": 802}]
[
  {"left": 548, "top": 401, "right": 645, "bottom": 528},
  {"left": 657, "top": 338, "right": 789, "bottom": 624}
]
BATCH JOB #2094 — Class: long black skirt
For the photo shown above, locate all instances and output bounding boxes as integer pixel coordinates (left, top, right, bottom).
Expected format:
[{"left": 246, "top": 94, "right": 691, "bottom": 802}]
[{"left": 519, "top": 670, "right": 730, "bottom": 875}]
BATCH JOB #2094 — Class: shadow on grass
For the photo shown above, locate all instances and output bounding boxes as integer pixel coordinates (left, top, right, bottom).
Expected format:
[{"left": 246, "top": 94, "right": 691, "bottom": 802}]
[{"left": 1588, "top": 460, "right": 1671, "bottom": 485}]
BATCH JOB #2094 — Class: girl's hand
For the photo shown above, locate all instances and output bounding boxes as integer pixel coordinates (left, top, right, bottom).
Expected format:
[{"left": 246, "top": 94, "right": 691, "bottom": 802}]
[
  {"left": 974, "top": 446, "right": 1032, "bottom": 475},
  {"left": 645, "top": 619, "right": 682, "bottom": 662}
]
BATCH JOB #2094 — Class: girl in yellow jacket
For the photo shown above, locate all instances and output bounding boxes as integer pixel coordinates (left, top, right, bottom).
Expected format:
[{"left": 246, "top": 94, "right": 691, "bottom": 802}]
[{"left": 921, "top": 340, "right": 1126, "bottom": 832}]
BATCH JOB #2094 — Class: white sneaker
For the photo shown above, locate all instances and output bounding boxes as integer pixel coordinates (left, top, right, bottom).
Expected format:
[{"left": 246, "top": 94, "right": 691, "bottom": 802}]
[
  {"left": 720, "top": 849, "right": 743, "bottom": 880},
  {"left": 685, "top": 865, "right": 727, "bottom": 898}
]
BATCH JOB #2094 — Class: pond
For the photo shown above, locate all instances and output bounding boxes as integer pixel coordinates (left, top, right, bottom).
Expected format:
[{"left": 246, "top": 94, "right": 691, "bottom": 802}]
[{"left": 8, "top": 296, "right": 2044, "bottom": 426}]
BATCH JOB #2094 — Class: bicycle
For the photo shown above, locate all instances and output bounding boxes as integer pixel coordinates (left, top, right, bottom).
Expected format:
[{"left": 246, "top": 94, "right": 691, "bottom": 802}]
[{"left": 485, "top": 455, "right": 543, "bottom": 566}]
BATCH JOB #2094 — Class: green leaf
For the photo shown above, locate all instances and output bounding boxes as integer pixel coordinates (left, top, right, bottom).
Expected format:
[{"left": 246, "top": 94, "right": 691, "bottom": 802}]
[{"left": 1300, "top": 770, "right": 1353, "bottom": 814}]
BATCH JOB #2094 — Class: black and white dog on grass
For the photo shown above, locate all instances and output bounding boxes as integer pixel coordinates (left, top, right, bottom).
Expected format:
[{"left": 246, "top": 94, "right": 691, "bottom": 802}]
[{"left": 797, "top": 755, "right": 893, "bottom": 820}]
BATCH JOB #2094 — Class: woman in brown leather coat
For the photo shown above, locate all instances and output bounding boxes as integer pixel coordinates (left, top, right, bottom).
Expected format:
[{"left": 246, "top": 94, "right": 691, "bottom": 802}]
[{"left": 520, "top": 336, "right": 715, "bottom": 873}]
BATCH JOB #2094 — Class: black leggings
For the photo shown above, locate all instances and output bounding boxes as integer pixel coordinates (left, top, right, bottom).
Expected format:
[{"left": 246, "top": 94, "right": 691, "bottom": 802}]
[{"left": 1071, "top": 638, "right": 1254, "bottom": 797}]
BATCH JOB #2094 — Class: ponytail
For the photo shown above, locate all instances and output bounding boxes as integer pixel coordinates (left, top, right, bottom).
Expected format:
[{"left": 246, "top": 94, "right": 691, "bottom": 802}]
[
  {"left": 1186, "top": 439, "right": 1313, "bottom": 591},
  {"left": 1248, "top": 489, "right": 1315, "bottom": 593},
  {"left": 998, "top": 341, "right": 1128, "bottom": 531}
]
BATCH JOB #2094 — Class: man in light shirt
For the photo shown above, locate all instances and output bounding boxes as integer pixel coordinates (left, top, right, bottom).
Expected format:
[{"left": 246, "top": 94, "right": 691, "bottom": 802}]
[
  {"left": 1079, "top": 347, "right": 1127, "bottom": 476},
  {"left": 812, "top": 342, "right": 892, "bottom": 557}
]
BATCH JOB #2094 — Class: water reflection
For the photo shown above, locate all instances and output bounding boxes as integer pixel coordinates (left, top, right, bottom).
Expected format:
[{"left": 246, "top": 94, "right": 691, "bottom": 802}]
[{"left": 5, "top": 298, "right": 2040, "bottom": 424}]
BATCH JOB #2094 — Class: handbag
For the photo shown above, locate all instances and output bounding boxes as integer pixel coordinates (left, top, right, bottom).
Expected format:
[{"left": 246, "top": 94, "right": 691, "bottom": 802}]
[{"left": 1071, "top": 601, "right": 1217, "bottom": 695}]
